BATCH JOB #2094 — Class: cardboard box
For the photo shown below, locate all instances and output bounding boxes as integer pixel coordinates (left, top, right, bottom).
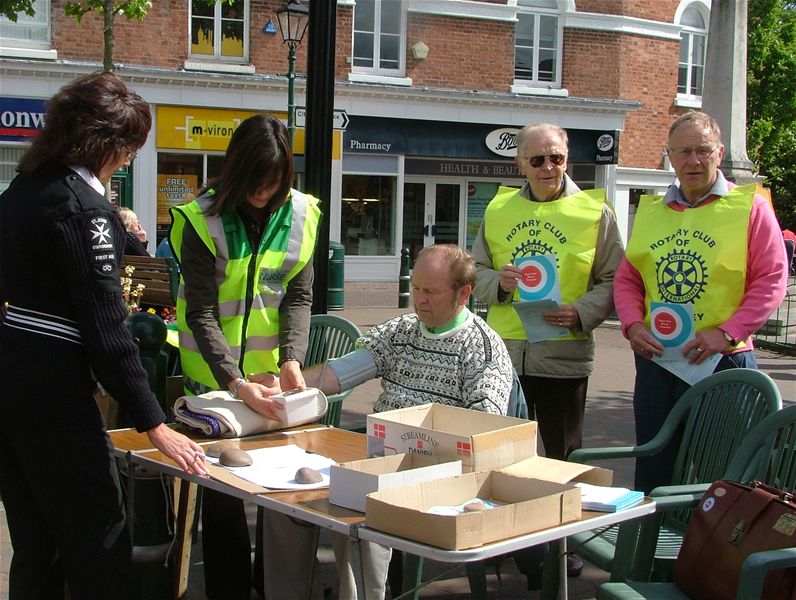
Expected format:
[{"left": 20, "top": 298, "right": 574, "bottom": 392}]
[
  {"left": 330, "top": 454, "right": 462, "bottom": 513},
  {"left": 367, "top": 404, "right": 537, "bottom": 472},
  {"left": 365, "top": 470, "right": 581, "bottom": 550},
  {"left": 498, "top": 455, "right": 613, "bottom": 487}
]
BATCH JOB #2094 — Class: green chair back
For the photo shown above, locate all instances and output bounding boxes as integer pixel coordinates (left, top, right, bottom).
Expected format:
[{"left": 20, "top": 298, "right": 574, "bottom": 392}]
[
  {"left": 569, "top": 368, "right": 782, "bottom": 581},
  {"left": 598, "top": 403, "right": 796, "bottom": 600},
  {"left": 305, "top": 314, "right": 361, "bottom": 427}
]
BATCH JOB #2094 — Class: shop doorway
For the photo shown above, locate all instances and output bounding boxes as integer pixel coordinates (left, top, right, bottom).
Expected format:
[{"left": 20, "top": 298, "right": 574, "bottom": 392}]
[{"left": 403, "top": 178, "right": 464, "bottom": 262}]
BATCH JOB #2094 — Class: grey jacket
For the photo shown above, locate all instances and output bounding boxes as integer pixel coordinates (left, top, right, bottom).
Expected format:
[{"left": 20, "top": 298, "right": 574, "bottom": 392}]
[{"left": 471, "top": 175, "right": 624, "bottom": 378}]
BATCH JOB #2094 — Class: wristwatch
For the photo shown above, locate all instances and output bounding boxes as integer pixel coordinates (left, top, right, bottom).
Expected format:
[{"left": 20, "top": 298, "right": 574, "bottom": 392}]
[
  {"left": 721, "top": 330, "right": 735, "bottom": 346},
  {"left": 229, "top": 377, "right": 247, "bottom": 399}
]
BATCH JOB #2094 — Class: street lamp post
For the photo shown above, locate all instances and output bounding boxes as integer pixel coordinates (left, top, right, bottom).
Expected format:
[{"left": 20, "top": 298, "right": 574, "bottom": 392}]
[{"left": 276, "top": 0, "right": 310, "bottom": 144}]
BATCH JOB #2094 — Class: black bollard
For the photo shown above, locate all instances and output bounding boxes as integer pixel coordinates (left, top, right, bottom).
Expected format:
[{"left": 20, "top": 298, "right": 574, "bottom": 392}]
[{"left": 398, "top": 246, "right": 411, "bottom": 308}]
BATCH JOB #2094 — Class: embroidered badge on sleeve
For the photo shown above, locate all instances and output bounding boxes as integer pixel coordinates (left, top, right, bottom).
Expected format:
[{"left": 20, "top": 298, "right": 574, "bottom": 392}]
[{"left": 87, "top": 216, "right": 118, "bottom": 279}]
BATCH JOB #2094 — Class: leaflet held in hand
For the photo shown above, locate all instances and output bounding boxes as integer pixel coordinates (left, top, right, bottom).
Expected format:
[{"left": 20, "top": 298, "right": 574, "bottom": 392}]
[{"left": 513, "top": 254, "right": 568, "bottom": 343}]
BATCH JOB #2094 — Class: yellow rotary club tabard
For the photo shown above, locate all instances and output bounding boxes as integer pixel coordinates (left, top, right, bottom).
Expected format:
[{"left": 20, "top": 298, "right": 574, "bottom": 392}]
[
  {"left": 484, "top": 186, "right": 606, "bottom": 340},
  {"left": 625, "top": 183, "right": 756, "bottom": 350}
]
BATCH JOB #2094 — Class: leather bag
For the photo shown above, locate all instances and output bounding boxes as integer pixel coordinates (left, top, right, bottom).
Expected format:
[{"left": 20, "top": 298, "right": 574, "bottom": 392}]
[{"left": 674, "top": 480, "right": 796, "bottom": 600}]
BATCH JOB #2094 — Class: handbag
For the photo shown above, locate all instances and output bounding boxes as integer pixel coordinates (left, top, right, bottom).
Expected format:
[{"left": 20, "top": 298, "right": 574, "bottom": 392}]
[{"left": 674, "top": 480, "right": 796, "bottom": 600}]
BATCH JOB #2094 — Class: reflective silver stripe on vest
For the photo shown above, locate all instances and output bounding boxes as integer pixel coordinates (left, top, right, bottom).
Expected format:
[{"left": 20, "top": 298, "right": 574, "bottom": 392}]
[
  {"left": 196, "top": 195, "right": 230, "bottom": 283},
  {"left": 179, "top": 330, "right": 243, "bottom": 360},
  {"left": 3, "top": 306, "right": 83, "bottom": 345},
  {"left": 283, "top": 190, "right": 309, "bottom": 279},
  {"left": 218, "top": 298, "right": 247, "bottom": 319},
  {"left": 241, "top": 334, "right": 280, "bottom": 351}
]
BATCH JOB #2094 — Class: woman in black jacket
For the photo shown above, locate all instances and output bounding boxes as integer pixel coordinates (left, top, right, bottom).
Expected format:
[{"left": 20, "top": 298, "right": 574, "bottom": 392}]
[{"left": 0, "top": 71, "right": 208, "bottom": 599}]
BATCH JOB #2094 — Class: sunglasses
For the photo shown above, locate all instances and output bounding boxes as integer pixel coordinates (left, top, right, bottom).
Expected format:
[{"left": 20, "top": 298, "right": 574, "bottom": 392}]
[{"left": 522, "top": 154, "right": 566, "bottom": 168}]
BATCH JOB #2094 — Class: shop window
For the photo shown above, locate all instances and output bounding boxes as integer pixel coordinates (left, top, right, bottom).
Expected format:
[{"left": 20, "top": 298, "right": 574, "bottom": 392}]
[
  {"left": 352, "top": 0, "right": 404, "bottom": 76},
  {"left": 155, "top": 153, "right": 211, "bottom": 242},
  {"left": 568, "top": 164, "right": 596, "bottom": 191},
  {"left": 0, "top": 147, "right": 25, "bottom": 193},
  {"left": 514, "top": 0, "right": 561, "bottom": 88},
  {"left": 0, "top": 0, "right": 51, "bottom": 50},
  {"left": 676, "top": 2, "right": 708, "bottom": 102},
  {"left": 341, "top": 174, "right": 396, "bottom": 256},
  {"left": 190, "top": 0, "right": 247, "bottom": 62}
]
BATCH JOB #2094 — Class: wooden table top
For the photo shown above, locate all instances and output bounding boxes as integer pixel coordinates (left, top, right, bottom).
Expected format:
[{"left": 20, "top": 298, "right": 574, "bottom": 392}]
[{"left": 110, "top": 425, "right": 370, "bottom": 528}]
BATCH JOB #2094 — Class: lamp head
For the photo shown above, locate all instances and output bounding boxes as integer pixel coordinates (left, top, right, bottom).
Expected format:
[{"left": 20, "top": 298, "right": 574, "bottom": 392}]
[{"left": 276, "top": 0, "right": 309, "bottom": 51}]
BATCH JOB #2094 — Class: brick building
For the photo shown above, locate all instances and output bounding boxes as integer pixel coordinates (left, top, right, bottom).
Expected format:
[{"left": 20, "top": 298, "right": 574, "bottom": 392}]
[{"left": 1, "top": 0, "right": 711, "bottom": 280}]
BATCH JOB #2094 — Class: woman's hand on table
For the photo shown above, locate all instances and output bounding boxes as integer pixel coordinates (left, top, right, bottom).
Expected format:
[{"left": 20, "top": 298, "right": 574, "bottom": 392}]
[{"left": 146, "top": 423, "right": 209, "bottom": 476}]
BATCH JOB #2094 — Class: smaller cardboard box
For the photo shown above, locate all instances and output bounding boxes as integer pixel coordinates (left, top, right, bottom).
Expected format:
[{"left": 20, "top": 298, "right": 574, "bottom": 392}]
[
  {"left": 330, "top": 454, "right": 462, "bottom": 513},
  {"left": 367, "top": 404, "right": 537, "bottom": 472},
  {"left": 498, "top": 455, "right": 613, "bottom": 487},
  {"left": 365, "top": 470, "right": 581, "bottom": 550}
]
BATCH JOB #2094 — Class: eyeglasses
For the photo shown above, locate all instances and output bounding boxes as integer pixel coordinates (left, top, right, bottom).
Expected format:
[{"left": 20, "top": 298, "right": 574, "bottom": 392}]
[
  {"left": 665, "top": 146, "right": 718, "bottom": 160},
  {"left": 124, "top": 148, "right": 138, "bottom": 162},
  {"left": 520, "top": 154, "right": 566, "bottom": 168}
]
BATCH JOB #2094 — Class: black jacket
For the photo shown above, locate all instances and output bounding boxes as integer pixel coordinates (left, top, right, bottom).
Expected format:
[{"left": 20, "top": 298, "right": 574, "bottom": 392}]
[{"left": 0, "top": 167, "right": 165, "bottom": 431}]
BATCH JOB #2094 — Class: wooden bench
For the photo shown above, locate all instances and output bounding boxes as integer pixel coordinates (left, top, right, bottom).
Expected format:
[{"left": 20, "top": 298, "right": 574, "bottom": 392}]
[{"left": 121, "top": 255, "right": 179, "bottom": 308}]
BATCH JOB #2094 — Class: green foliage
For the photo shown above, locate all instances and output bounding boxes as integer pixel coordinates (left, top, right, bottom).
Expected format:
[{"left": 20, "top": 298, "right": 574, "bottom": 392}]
[
  {"left": 0, "top": 0, "right": 36, "bottom": 22},
  {"left": 748, "top": 0, "right": 796, "bottom": 229},
  {"left": 63, "top": 0, "right": 152, "bottom": 24}
]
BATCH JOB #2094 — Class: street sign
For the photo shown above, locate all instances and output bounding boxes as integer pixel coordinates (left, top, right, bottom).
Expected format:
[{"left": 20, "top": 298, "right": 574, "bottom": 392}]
[{"left": 295, "top": 107, "right": 349, "bottom": 130}]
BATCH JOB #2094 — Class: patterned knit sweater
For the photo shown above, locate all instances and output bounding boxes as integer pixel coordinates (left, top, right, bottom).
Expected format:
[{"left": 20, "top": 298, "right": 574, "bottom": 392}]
[{"left": 359, "top": 310, "right": 513, "bottom": 415}]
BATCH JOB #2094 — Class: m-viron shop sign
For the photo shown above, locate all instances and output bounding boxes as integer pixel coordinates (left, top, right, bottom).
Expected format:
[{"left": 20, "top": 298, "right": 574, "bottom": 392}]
[{"left": 0, "top": 98, "right": 46, "bottom": 142}]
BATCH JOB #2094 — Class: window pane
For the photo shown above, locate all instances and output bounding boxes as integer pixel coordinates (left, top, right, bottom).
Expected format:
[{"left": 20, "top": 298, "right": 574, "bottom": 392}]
[
  {"left": 515, "top": 47, "right": 533, "bottom": 79},
  {"left": 221, "top": 0, "right": 243, "bottom": 19},
  {"left": 354, "top": 0, "right": 375, "bottom": 31},
  {"left": 191, "top": 0, "right": 214, "bottom": 18},
  {"left": 679, "top": 34, "right": 690, "bottom": 62},
  {"left": 692, "top": 34, "right": 706, "bottom": 66},
  {"left": 353, "top": 32, "right": 374, "bottom": 67},
  {"left": 381, "top": 0, "right": 402, "bottom": 35},
  {"left": 691, "top": 65, "right": 703, "bottom": 95},
  {"left": 221, "top": 20, "right": 244, "bottom": 58},
  {"left": 0, "top": 0, "right": 49, "bottom": 44},
  {"left": 192, "top": 17, "right": 215, "bottom": 55},
  {"left": 539, "top": 15, "right": 557, "bottom": 46},
  {"left": 379, "top": 33, "right": 400, "bottom": 70},
  {"left": 516, "top": 13, "right": 534, "bottom": 45},
  {"left": 538, "top": 49, "right": 555, "bottom": 81},
  {"left": 341, "top": 175, "right": 395, "bottom": 256}
]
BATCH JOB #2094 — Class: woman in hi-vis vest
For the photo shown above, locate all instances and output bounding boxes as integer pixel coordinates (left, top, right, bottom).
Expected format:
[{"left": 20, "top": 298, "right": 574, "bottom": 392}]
[{"left": 169, "top": 115, "right": 321, "bottom": 600}]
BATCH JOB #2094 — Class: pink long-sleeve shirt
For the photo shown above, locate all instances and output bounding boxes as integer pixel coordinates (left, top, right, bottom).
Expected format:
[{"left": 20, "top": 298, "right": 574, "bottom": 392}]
[{"left": 614, "top": 186, "right": 788, "bottom": 352}]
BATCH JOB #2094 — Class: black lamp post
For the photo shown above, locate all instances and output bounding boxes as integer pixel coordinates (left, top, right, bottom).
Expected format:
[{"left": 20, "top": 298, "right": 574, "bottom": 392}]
[{"left": 276, "top": 0, "right": 310, "bottom": 144}]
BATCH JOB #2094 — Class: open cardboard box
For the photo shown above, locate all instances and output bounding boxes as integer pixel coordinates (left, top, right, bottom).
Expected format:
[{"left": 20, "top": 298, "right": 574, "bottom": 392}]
[
  {"left": 498, "top": 455, "right": 613, "bottom": 487},
  {"left": 365, "top": 470, "right": 581, "bottom": 550},
  {"left": 330, "top": 454, "right": 462, "bottom": 513},
  {"left": 367, "top": 404, "right": 537, "bottom": 472}
]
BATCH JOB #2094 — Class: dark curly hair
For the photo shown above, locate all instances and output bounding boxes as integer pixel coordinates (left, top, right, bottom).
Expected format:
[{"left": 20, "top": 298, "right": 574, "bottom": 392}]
[
  {"left": 200, "top": 115, "right": 293, "bottom": 216},
  {"left": 18, "top": 71, "right": 151, "bottom": 177}
]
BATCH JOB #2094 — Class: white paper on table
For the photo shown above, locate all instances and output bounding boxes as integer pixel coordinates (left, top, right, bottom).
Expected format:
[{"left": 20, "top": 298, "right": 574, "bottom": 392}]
[
  {"left": 649, "top": 302, "right": 721, "bottom": 385},
  {"left": 513, "top": 299, "right": 569, "bottom": 343},
  {"left": 205, "top": 444, "right": 335, "bottom": 490}
]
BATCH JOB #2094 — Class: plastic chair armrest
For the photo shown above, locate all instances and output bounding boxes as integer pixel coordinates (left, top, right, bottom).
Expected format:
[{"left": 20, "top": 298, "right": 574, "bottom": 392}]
[
  {"left": 649, "top": 493, "right": 704, "bottom": 512},
  {"left": 649, "top": 483, "right": 710, "bottom": 498},
  {"left": 736, "top": 548, "right": 796, "bottom": 600},
  {"left": 568, "top": 446, "right": 637, "bottom": 464}
]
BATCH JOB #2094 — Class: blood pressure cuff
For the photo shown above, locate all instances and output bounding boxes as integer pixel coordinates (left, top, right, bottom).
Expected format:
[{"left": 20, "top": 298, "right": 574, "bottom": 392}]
[{"left": 328, "top": 349, "right": 378, "bottom": 392}]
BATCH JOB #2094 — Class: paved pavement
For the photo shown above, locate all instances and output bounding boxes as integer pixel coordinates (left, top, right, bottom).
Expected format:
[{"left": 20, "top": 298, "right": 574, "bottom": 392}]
[{"left": 1, "top": 282, "right": 793, "bottom": 599}]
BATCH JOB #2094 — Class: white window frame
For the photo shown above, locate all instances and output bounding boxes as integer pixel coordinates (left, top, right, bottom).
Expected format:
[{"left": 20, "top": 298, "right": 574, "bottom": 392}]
[
  {"left": 675, "top": 0, "right": 709, "bottom": 108},
  {"left": 351, "top": 0, "right": 407, "bottom": 79},
  {"left": 187, "top": 0, "right": 249, "bottom": 64},
  {"left": 0, "top": 0, "right": 56, "bottom": 60},
  {"left": 511, "top": 0, "right": 563, "bottom": 94}
]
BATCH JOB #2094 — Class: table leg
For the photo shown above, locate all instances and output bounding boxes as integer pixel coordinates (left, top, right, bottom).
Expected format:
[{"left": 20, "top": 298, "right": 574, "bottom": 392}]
[
  {"left": 541, "top": 539, "right": 563, "bottom": 599},
  {"left": 173, "top": 479, "right": 198, "bottom": 598}
]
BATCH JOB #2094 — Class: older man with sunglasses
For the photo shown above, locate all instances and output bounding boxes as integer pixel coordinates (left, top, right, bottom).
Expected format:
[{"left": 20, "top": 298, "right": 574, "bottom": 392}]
[
  {"left": 472, "top": 123, "right": 623, "bottom": 467},
  {"left": 614, "top": 111, "right": 788, "bottom": 494}
]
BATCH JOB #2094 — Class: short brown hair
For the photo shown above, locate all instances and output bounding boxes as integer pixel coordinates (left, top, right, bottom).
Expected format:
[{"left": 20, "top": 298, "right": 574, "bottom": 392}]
[
  {"left": 668, "top": 111, "right": 722, "bottom": 144},
  {"left": 18, "top": 71, "right": 151, "bottom": 176},
  {"left": 416, "top": 244, "right": 476, "bottom": 290}
]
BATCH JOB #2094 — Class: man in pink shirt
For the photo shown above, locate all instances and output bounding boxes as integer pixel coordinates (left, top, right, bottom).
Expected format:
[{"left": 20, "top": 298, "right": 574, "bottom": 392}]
[{"left": 613, "top": 111, "right": 788, "bottom": 493}]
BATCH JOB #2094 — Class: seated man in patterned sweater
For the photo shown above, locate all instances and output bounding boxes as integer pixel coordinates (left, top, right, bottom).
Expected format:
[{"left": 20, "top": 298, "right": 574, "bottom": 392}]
[
  {"left": 301, "top": 243, "right": 514, "bottom": 600},
  {"left": 313, "top": 242, "right": 513, "bottom": 416}
]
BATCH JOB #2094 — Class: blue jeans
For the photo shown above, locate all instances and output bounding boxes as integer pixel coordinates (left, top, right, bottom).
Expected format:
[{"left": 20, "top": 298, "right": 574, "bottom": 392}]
[{"left": 632, "top": 351, "right": 757, "bottom": 493}]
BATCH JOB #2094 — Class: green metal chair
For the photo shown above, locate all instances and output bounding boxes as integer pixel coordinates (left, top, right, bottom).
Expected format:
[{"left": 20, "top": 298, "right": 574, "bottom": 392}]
[
  {"left": 598, "top": 402, "right": 796, "bottom": 600},
  {"left": 567, "top": 368, "right": 782, "bottom": 583},
  {"left": 305, "top": 314, "right": 361, "bottom": 427}
]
